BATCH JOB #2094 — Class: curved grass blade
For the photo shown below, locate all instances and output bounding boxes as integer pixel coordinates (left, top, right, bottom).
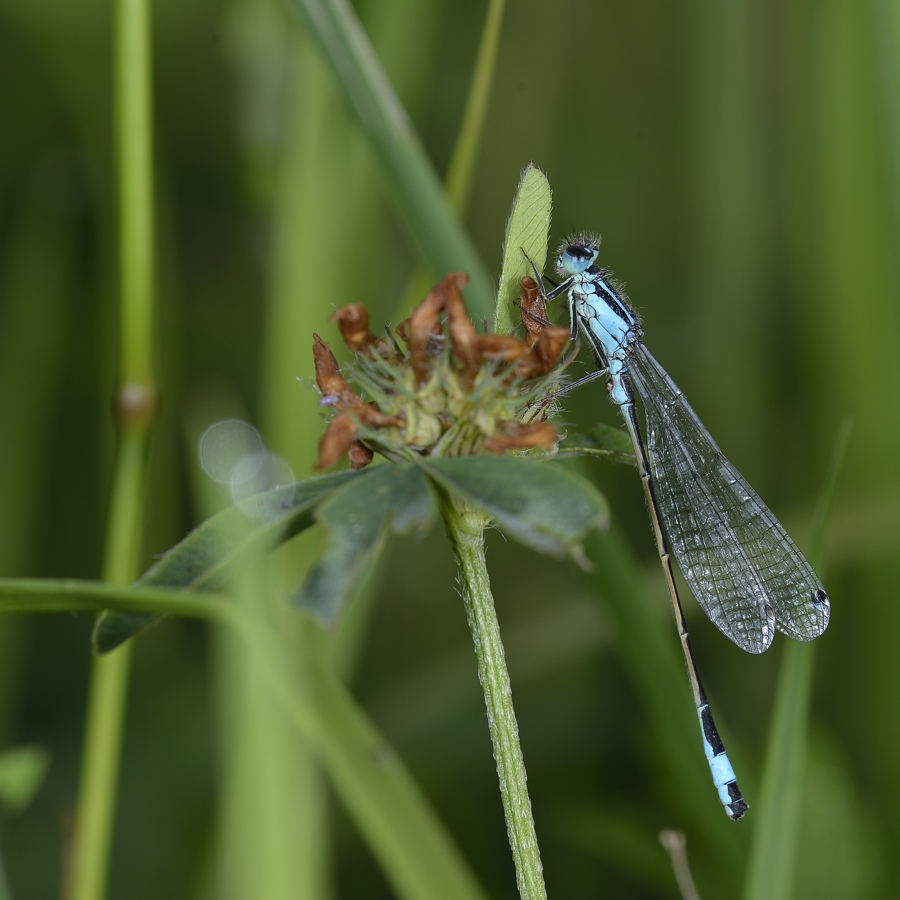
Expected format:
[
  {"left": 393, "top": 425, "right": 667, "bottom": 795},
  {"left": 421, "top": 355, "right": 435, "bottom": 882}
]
[
  {"left": 742, "top": 421, "right": 851, "bottom": 900},
  {"left": 444, "top": 0, "right": 507, "bottom": 216},
  {"left": 283, "top": 0, "right": 494, "bottom": 317}
]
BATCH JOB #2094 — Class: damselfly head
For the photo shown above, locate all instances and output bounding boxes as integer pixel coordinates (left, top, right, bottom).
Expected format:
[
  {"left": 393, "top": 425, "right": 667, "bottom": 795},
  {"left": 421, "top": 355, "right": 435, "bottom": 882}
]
[{"left": 557, "top": 234, "right": 600, "bottom": 276}]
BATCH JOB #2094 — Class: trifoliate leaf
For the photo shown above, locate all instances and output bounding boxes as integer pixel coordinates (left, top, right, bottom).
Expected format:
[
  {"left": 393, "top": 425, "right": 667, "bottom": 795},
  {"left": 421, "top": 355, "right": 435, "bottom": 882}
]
[
  {"left": 291, "top": 463, "right": 436, "bottom": 624},
  {"left": 421, "top": 456, "right": 608, "bottom": 559},
  {"left": 93, "top": 472, "right": 358, "bottom": 652}
]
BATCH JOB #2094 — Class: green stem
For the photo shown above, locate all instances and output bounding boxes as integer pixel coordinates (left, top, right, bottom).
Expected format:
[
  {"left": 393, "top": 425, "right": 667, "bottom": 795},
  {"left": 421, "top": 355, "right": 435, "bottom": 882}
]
[
  {"left": 441, "top": 498, "right": 546, "bottom": 900},
  {"left": 67, "top": 0, "right": 157, "bottom": 896},
  {"left": 444, "top": 0, "right": 506, "bottom": 216},
  {"left": 0, "top": 579, "right": 229, "bottom": 619},
  {"left": 67, "top": 645, "right": 133, "bottom": 900}
]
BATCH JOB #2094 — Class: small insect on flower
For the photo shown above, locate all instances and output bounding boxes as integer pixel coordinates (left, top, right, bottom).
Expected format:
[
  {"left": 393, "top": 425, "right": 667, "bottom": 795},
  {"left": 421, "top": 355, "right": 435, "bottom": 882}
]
[{"left": 313, "top": 273, "right": 572, "bottom": 470}]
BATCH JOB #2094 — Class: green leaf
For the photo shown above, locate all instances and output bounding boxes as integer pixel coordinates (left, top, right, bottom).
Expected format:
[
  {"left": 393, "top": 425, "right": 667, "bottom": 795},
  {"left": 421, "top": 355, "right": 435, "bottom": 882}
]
[
  {"left": 494, "top": 163, "right": 553, "bottom": 335},
  {"left": 93, "top": 471, "right": 358, "bottom": 652},
  {"left": 560, "top": 423, "right": 636, "bottom": 466},
  {"left": 95, "top": 454, "right": 608, "bottom": 646},
  {"left": 291, "top": 463, "right": 437, "bottom": 623},
  {"left": 0, "top": 745, "right": 50, "bottom": 815},
  {"left": 421, "top": 456, "right": 608, "bottom": 558}
]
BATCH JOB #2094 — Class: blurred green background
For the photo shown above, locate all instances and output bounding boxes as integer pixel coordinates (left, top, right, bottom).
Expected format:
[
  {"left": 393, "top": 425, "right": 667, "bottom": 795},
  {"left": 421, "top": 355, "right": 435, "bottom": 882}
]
[{"left": 0, "top": 0, "right": 898, "bottom": 896}]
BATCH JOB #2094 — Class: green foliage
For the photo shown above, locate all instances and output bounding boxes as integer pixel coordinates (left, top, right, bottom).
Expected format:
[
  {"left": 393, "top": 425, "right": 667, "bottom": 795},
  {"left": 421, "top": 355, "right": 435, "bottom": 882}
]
[
  {"left": 96, "top": 457, "right": 606, "bottom": 640},
  {"left": 0, "top": 0, "right": 896, "bottom": 897},
  {"left": 93, "top": 473, "right": 358, "bottom": 650},
  {"left": 494, "top": 163, "right": 553, "bottom": 335},
  {"left": 294, "top": 465, "right": 438, "bottom": 623},
  {"left": 420, "top": 456, "right": 607, "bottom": 558}
]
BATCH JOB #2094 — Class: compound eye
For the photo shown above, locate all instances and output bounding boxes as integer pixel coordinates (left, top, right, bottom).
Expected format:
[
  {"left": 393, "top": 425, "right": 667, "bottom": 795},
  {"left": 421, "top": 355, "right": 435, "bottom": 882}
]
[
  {"left": 559, "top": 237, "right": 599, "bottom": 274},
  {"left": 571, "top": 245, "right": 592, "bottom": 261}
]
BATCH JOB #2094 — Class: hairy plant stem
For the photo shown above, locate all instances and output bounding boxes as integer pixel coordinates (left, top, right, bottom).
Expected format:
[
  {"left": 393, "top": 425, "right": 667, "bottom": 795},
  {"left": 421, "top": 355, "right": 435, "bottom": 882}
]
[{"left": 441, "top": 496, "right": 546, "bottom": 900}]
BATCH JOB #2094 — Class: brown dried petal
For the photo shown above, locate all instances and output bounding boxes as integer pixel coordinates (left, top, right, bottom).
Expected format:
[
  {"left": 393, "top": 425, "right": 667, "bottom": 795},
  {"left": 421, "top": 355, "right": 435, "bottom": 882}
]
[
  {"left": 355, "top": 401, "right": 404, "bottom": 430},
  {"left": 348, "top": 440, "right": 374, "bottom": 470},
  {"left": 313, "top": 334, "right": 350, "bottom": 398},
  {"left": 519, "top": 323, "right": 571, "bottom": 378},
  {"left": 519, "top": 276, "right": 551, "bottom": 344},
  {"left": 316, "top": 412, "right": 357, "bottom": 470},
  {"left": 443, "top": 272, "right": 479, "bottom": 369},
  {"left": 483, "top": 421, "right": 559, "bottom": 453},
  {"left": 408, "top": 277, "right": 453, "bottom": 383},
  {"left": 394, "top": 319, "right": 410, "bottom": 342},
  {"left": 333, "top": 304, "right": 401, "bottom": 360},
  {"left": 331, "top": 304, "right": 380, "bottom": 354},
  {"left": 313, "top": 334, "right": 401, "bottom": 427},
  {"left": 475, "top": 334, "right": 530, "bottom": 363}
]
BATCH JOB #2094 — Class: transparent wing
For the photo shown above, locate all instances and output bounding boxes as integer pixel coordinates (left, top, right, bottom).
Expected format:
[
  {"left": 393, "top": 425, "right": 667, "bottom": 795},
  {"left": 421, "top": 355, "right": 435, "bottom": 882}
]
[{"left": 628, "top": 344, "right": 830, "bottom": 654}]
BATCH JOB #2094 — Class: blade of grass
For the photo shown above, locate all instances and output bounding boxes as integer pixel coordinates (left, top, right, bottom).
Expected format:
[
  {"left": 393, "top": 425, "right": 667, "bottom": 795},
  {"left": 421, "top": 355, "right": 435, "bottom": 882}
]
[
  {"left": 393, "top": 0, "right": 508, "bottom": 320},
  {"left": 741, "top": 642, "right": 812, "bottom": 900},
  {"left": 286, "top": 619, "right": 491, "bottom": 900},
  {"left": 283, "top": 0, "right": 495, "bottom": 318},
  {"left": 444, "top": 0, "right": 506, "bottom": 215},
  {"left": 742, "top": 420, "right": 851, "bottom": 900}
]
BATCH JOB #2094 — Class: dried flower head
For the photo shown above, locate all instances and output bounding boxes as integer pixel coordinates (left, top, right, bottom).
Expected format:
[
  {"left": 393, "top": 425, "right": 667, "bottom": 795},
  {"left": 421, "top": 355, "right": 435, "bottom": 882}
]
[{"left": 313, "top": 273, "right": 571, "bottom": 470}]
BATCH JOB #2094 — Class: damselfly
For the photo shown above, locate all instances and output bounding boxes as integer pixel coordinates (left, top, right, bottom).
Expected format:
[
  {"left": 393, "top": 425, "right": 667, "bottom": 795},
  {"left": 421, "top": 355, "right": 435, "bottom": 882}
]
[{"left": 537, "top": 235, "right": 830, "bottom": 820}]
